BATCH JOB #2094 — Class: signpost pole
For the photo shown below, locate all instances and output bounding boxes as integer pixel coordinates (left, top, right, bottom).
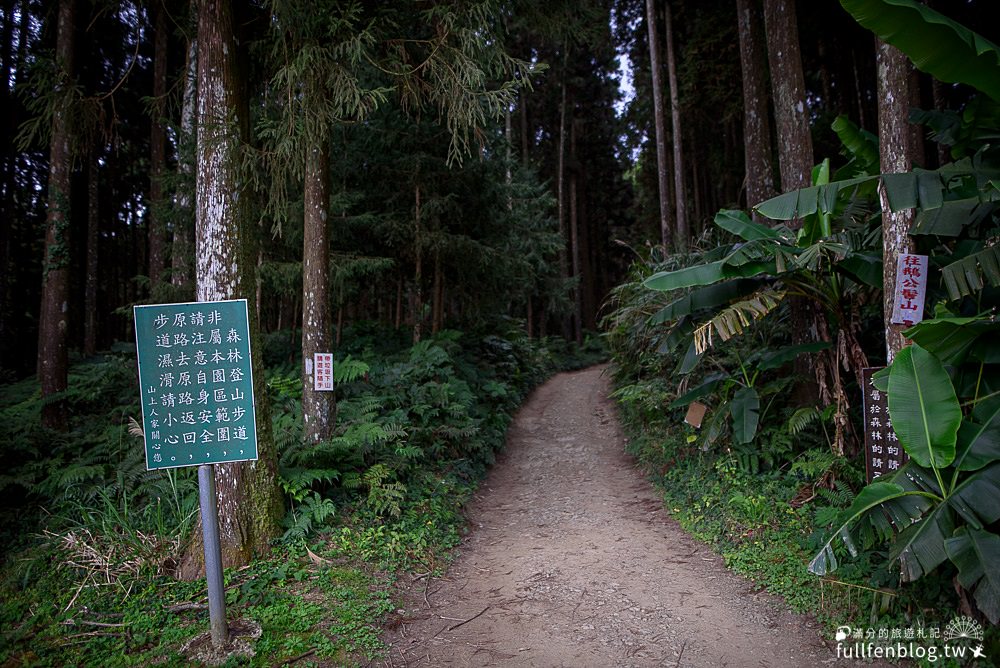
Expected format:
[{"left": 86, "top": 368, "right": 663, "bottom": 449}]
[{"left": 198, "top": 464, "right": 228, "bottom": 647}]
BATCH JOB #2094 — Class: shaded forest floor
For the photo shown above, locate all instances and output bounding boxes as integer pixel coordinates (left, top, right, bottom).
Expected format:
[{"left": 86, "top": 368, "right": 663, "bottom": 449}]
[{"left": 377, "top": 365, "right": 853, "bottom": 667}]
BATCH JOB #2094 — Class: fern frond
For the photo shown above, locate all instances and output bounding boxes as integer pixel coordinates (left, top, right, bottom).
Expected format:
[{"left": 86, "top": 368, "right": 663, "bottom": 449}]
[{"left": 788, "top": 407, "right": 820, "bottom": 435}]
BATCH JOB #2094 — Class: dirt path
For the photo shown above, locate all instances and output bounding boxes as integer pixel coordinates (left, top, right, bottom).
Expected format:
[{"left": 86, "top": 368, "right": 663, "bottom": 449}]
[{"left": 380, "top": 365, "right": 842, "bottom": 667}]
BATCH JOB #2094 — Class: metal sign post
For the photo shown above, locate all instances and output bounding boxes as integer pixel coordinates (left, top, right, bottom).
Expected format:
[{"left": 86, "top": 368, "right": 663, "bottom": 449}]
[
  {"left": 198, "top": 464, "right": 228, "bottom": 646},
  {"left": 134, "top": 299, "right": 259, "bottom": 649}
]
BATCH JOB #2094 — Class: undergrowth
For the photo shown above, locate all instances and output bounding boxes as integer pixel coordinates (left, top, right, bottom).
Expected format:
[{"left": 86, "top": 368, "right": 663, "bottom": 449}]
[{"left": 0, "top": 321, "right": 606, "bottom": 666}]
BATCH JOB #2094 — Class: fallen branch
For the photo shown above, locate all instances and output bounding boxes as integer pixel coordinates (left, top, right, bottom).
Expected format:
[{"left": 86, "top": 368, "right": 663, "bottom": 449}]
[{"left": 446, "top": 606, "right": 489, "bottom": 632}]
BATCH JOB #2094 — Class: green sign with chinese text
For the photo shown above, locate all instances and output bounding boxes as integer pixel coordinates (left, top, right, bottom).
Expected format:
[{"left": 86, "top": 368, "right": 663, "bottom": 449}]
[{"left": 134, "top": 300, "right": 258, "bottom": 469}]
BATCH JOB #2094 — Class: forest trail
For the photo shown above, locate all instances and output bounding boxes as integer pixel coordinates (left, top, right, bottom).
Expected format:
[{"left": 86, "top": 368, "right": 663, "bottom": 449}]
[{"left": 379, "top": 365, "right": 841, "bottom": 667}]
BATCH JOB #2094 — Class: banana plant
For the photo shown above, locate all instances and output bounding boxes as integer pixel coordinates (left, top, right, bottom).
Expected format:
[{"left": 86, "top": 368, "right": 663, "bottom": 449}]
[
  {"left": 809, "top": 316, "right": 1000, "bottom": 623},
  {"left": 667, "top": 342, "right": 831, "bottom": 456}
]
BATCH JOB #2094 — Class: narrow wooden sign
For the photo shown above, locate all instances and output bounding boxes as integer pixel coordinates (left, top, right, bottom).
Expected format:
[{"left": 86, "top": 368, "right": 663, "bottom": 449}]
[
  {"left": 890, "top": 253, "right": 929, "bottom": 327},
  {"left": 861, "top": 367, "right": 909, "bottom": 483}
]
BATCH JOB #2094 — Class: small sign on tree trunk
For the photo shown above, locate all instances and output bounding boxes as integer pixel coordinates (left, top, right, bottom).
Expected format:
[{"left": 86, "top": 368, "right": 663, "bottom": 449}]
[
  {"left": 890, "top": 253, "right": 928, "bottom": 327},
  {"left": 313, "top": 352, "right": 334, "bottom": 391},
  {"left": 134, "top": 299, "right": 258, "bottom": 469}
]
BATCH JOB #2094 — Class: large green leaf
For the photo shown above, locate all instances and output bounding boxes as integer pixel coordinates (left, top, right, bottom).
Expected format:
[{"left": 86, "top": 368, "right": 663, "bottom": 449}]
[
  {"left": 945, "top": 527, "right": 1000, "bottom": 624},
  {"left": 644, "top": 256, "right": 776, "bottom": 292},
  {"left": 840, "top": 0, "right": 1000, "bottom": 101},
  {"left": 754, "top": 176, "right": 873, "bottom": 221},
  {"left": 644, "top": 261, "right": 728, "bottom": 291},
  {"left": 912, "top": 198, "right": 992, "bottom": 237},
  {"left": 837, "top": 252, "right": 882, "bottom": 289},
  {"left": 955, "top": 410, "right": 1000, "bottom": 472},
  {"left": 752, "top": 341, "right": 832, "bottom": 371},
  {"left": 940, "top": 243, "right": 1000, "bottom": 300},
  {"left": 903, "top": 316, "right": 1000, "bottom": 365},
  {"left": 886, "top": 501, "right": 955, "bottom": 581},
  {"left": 808, "top": 482, "right": 931, "bottom": 576},
  {"left": 948, "top": 462, "right": 1000, "bottom": 528},
  {"left": 832, "top": 115, "right": 879, "bottom": 176},
  {"left": 649, "top": 279, "right": 759, "bottom": 325},
  {"left": 730, "top": 386, "right": 760, "bottom": 445},
  {"left": 667, "top": 373, "right": 728, "bottom": 409},
  {"left": 887, "top": 344, "right": 962, "bottom": 468},
  {"left": 714, "top": 209, "right": 785, "bottom": 241}
]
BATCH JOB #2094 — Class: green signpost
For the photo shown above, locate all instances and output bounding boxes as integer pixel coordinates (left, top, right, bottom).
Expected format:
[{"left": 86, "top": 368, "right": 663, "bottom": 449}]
[
  {"left": 135, "top": 299, "right": 258, "bottom": 648},
  {"left": 134, "top": 299, "right": 258, "bottom": 469}
]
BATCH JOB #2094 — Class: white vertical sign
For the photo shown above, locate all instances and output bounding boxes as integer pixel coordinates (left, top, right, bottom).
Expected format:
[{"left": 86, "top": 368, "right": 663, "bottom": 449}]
[
  {"left": 890, "top": 253, "right": 929, "bottom": 327},
  {"left": 313, "top": 352, "right": 334, "bottom": 391}
]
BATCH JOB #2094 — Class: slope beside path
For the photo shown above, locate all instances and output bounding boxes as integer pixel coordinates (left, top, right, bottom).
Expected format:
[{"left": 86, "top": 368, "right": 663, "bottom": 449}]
[{"left": 378, "top": 364, "right": 845, "bottom": 667}]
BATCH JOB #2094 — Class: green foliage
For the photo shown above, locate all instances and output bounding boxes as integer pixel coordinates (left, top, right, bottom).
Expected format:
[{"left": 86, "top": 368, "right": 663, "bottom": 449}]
[
  {"left": 840, "top": 0, "right": 1000, "bottom": 102},
  {"left": 809, "top": 333, "right": 1000, "bottom": 623}
]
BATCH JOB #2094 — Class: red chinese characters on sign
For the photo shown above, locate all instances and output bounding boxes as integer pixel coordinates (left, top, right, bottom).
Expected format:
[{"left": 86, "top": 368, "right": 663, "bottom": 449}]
[
  {"left": 313, "top": 352, "right": 334, "bottom": 391},
  {"left": 862, "top": 367, "right": 909, "bottom": 483},
  {"left": 890, "top": 253, "right": 929, "bottom": 327}
]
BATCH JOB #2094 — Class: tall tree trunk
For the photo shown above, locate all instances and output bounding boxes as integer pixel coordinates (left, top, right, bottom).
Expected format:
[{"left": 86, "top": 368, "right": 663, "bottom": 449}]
[
  {"left": 645, "top": 0, "right": 672, "bottom": 248},
  {"left": 181, "top": 0, "right": 282, "bottom": 578},
  {"left": 302, "top": 143, "right": 333, "bottom": 442},
  {"left": 663, "top": 0, "right": 687, "bottom": 250},
  {"left": 556, "top": 54, "right": 573, "bottom": 339},
  {"left": 413, "top": 182, "right": 422, "bottom": 344},
  {"left": 762, "top": 0, "right": 813, "bottom": 203},
  {"left": 84, "top": 151, "right": 99, "bottom": 356},
  {"left": 38, "top": 0, "right": 75, "bottom": 431},
  {"left": 172, "top": 38, "right": 197, "bottom": 288},
  {"left": 569, "top": 117, "right": 583, "bottom": 345},
  {"left": 877, "top": 39, "right": 916, "bottom": 363},
  {"left": 736, "top": 0, "right": 777, "bottom": 209},
  {"left": 148, "top": 1, "right": 168, "bottom": 286}
]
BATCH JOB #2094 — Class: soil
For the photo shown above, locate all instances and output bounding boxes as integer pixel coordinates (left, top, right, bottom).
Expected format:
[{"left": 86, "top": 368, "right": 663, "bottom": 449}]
[{"left": 378, "top": 365, "right": 851, "bottom": 667}]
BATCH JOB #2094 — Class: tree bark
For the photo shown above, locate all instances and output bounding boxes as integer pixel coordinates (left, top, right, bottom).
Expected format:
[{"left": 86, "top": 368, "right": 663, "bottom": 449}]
[
  {"left": 148, "top": 0, "right": 168, "bottom": 286},
  {"left": 181, "top": 0, "right": 283, "bottom": 578},
  {"left": 302, "top": 143, "right": 333, "bottom": 442},
  {"left": 736, "top": 0, "right": 777, "bottom": 209},
  {"left": 570, "top": 117, "right": 583, "bottom": 345},
  {"left": 38, "top": 0, "right": 75, "bottom": 431},
  {"left": 663, "top": 0, "right": 687, "bottom": 250},
  {"left": 84, "top": 151, "right": 99, "bottom": 356},
  {"left": 413, "top": 182, "right": 422, "bottom": 344},
  {"left": 645, "top": 0, "right": 672, "bottom": 249},
  {"left": 762, "top": 0, "right": 813, "bottom": 203},
  {"left": 877, "top": 39, "right": 916, "bottom": 363},
  {"left": 172, "top": 38, "right": 197, "bottom": 288}
]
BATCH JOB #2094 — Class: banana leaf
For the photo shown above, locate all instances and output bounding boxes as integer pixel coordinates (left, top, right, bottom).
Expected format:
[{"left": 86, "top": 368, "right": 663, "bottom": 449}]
[
  {"left": 832, "top": 115, "right": 879, "bottom": 176},
  {"left": 649, "top": 279, "right": 760, "bottom": 325},
  {"left": 668, "top": 373, "right": 728, "bottom": 409},
  {"left": 751, "top": 341, "right": 832, "bottom": 371},
  {"left": 886, "top": 502, "right": 955, "bottom": 581},
  {"left": 714, "top": 209, "right": 785, "bottom": 241},
  {"left": 940, "top": 243, "right": 1000, "bottom": 300},
  {"left": 644, "top": 257, "right": 776, "bottom": 292},
  {"left": 903, "top": 316, "right": 1000, "bottom": 365},
  {"left": 954, "top": 407, "right": 1000, "bottom": 472},
  {"left": 837, "top": 252, "right": 883, "bottom": 289},
  {"left": 840, "top": 0, "right": 1000, "bottom": 101},
  {"left": 730, "top": 386, "right": 760, "bottom": 445},
  {"left": 808, "top": 481, "right": 934, "bottom": 576},
  {"left": 754, "top": 176, "right": 873, "bottom": 221},
  {"left": 887, "top": 344, "right": 962, "bottom": 469},
  {"left": 945, "top": 527, "right": 1000, "bottom": 624}
]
